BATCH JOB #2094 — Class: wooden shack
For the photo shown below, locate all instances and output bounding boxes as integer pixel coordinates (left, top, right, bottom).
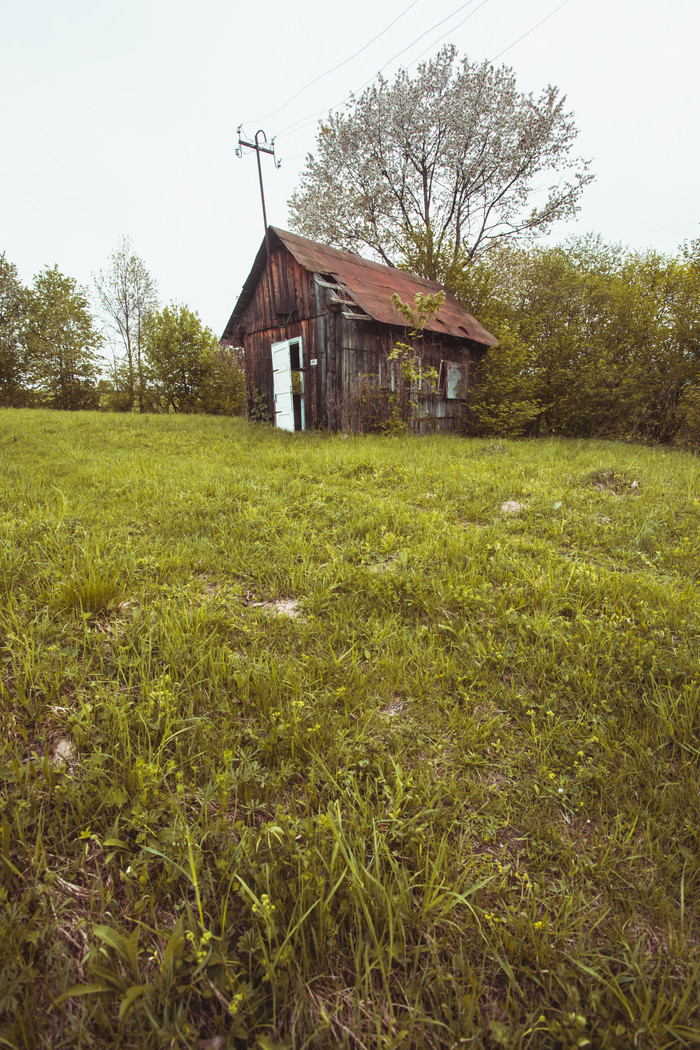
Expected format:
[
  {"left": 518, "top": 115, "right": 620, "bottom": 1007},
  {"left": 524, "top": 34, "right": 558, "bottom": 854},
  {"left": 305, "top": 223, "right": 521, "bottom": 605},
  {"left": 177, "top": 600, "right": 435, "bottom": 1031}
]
[{"left": 221, "top": 227, "right": 497, "bottom": 433}]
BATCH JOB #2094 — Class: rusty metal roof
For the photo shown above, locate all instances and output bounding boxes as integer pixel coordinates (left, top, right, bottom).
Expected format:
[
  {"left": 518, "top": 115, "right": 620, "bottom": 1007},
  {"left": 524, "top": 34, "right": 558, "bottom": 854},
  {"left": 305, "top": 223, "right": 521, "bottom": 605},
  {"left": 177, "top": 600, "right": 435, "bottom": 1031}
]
[{"left": 222, "top": 227, "right": 497, "bottom": 347}]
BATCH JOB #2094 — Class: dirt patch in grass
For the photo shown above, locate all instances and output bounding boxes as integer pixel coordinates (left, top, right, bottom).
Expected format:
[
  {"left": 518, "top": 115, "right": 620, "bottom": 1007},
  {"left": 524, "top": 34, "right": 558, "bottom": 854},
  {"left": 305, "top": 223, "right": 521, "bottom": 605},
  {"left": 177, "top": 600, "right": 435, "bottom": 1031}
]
[
  {"left": 201, "top": 580, "right": 221, "bottom": 596},
  {"left": 589, "top": 469, "right": 640, "bottom": 495},
  {"left": 254, "top": 598, "right": 302, "bottom": 619},
  {"left": 367, "top": 555, "right": 399, "bottom": 573},
  {"left": 380, "top": 699, "right": 405, "bottom": 719},
  {"left": 50, "top": 736, "right": 77, "bottom": 767}
]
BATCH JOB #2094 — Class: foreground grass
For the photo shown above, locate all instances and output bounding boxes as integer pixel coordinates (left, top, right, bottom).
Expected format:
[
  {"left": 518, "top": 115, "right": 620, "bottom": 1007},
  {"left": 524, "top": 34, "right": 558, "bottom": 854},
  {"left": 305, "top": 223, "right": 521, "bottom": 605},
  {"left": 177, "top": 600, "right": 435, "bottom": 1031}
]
[{"left": 1, "top": 409, "right": 699, "bottom": 1049}]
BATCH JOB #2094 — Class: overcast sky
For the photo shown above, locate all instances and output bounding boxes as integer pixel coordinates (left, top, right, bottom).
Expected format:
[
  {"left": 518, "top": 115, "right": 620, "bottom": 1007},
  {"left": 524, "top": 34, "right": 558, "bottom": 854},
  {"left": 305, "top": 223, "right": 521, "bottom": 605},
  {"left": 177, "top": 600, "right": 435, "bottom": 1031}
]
[{"left": 1, "top": 0, "right": 698, "bottom": 337}]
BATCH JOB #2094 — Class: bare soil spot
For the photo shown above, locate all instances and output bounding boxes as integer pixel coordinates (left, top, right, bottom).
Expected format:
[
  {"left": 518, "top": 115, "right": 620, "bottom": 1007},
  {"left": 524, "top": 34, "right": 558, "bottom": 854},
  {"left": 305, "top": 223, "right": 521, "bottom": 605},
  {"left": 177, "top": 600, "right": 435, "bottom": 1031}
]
[
  {"left": 51, "top": 735, "right": 76, "bottom": 767},
  {"left": 195, "top": 573, "right": 221, "bottom": 595},
  {"left": 254, "top": 598, "right": 302, "bottom": 619},
  {"left": 589, "top": 469, "right": 640, "bottom": 495},
  {"left": 368, "top": 555, "right": 399, "bottom": 573}
]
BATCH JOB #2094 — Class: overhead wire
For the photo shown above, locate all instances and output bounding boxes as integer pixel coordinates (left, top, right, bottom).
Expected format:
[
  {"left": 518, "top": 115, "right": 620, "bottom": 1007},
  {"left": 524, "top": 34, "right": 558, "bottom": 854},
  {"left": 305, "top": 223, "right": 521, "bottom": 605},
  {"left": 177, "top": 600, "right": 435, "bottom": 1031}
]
[
  {"left": 242, "top": 0, "right": 423, "bottom": 126},
  {"left": 402, "top": 0, "right": 493, "bottom": 71},
  {"left": 274, "top": 0, "right": 487, "bottom": 142},
  {"left": 354, "top": 0, "right": 485, "bottom": 91},
  {"left": 489, "top": 0, "right": 572, "bottom": 61},
  {"left": 246, "top": 0, "right": 576, "bottom": 173}
]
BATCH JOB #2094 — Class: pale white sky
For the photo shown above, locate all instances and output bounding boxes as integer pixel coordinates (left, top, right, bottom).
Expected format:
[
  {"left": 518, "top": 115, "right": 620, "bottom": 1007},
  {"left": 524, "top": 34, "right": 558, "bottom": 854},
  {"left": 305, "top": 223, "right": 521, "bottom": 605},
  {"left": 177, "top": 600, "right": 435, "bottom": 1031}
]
[{"left": 1, "top": 0, "right": 698, "bottom": 337}]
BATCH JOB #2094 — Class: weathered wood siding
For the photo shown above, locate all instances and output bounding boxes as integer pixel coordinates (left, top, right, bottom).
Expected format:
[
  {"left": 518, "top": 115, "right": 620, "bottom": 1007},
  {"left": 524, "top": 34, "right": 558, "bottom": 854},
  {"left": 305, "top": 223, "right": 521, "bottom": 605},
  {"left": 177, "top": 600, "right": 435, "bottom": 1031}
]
[
  {"left": 238, "top": 248, "right": 322, "bottom": 427},
  {"left": 326, "top": 315, "right": 485, "bottom": 434},
  {"left": 237, "top": 244, "right": 486, "bottom": 433}
]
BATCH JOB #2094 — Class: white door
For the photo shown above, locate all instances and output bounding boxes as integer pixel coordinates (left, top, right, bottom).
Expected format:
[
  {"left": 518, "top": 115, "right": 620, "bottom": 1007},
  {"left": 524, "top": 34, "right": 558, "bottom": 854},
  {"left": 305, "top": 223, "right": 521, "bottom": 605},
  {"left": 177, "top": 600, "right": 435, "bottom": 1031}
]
[
  {"left": 271, "top": 340, "right": 294, "bottom": 431},
  {"left": 271, "top": 339, "right": 304, "bottom": 431}
]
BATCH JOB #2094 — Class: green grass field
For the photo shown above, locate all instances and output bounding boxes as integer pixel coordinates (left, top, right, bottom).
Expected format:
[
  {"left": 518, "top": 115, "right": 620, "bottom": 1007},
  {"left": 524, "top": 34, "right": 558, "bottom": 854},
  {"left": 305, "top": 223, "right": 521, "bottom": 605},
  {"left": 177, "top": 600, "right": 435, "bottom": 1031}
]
[{"left": 1, "top": 409, "right": 699, "bottom": 1049}]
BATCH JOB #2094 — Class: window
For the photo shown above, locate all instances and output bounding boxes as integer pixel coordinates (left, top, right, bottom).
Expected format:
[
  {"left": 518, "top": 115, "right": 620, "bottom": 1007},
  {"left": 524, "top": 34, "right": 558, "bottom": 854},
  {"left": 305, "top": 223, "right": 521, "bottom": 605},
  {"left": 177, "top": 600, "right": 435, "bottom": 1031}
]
[{"left": 445, "top": 362, "right": 468, "bottom": 399}]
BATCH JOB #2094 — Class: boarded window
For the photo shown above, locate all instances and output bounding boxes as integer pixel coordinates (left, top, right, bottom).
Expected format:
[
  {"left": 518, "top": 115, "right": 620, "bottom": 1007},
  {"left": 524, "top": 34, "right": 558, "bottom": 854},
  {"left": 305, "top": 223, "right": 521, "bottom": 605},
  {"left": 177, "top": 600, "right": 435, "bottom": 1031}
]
[{"left": 445, "top": 362, "right": 468, "bottom": 399}]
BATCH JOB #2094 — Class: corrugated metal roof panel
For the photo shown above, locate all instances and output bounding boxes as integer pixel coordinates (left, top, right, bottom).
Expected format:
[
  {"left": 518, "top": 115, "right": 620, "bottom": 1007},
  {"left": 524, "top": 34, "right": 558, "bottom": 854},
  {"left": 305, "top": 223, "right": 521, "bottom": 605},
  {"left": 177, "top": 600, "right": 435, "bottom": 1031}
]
[{"left": 222, "top": 227, "right": 497, "bottom": 347}]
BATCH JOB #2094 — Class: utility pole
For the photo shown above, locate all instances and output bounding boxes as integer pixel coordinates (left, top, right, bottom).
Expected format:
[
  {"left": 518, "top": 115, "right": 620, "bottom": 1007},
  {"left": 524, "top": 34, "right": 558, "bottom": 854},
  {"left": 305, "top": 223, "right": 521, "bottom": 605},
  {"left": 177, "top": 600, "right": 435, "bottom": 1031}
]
[
  {"left": 236, "top": 127, "right": 281, "bottom": 311},
  {"left": 235, "top": 125, "right": 279, "bottom": 233}
]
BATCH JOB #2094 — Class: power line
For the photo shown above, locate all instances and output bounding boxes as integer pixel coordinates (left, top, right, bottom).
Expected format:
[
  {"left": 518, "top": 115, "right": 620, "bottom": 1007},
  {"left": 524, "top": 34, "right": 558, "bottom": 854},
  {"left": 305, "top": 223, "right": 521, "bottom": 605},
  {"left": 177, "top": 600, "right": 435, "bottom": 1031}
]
[
  {"left": 489, "top": 0, "right": 572, "bottom": 62},
  {"left": 243, "top": 0, "right": 423, "bottom": 126},
  {"left": 402, "top": 0, "right": 493, "bottom": 72},
  {"left": 275, "top": 0, "right": 486, "bottom": 141},
  {"left": 362, "top": 0, "right": 484, "bottom": 87},
  {"left": 273, "top": 0, "right": 575, "bottom": 162}
]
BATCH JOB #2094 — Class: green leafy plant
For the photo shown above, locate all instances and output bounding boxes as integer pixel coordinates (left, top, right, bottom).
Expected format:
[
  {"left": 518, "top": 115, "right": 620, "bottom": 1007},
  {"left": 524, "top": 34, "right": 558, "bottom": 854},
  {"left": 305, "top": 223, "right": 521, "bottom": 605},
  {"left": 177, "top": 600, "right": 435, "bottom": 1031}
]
[
  {"left": 468, "top": 324, "right": 542, "bottom": 436},
  {"left": 248, "top": 384, "right": 272, "bottom": 423},
  {"left": 354, "top": 291, "right": 444, "bottom": 434}
]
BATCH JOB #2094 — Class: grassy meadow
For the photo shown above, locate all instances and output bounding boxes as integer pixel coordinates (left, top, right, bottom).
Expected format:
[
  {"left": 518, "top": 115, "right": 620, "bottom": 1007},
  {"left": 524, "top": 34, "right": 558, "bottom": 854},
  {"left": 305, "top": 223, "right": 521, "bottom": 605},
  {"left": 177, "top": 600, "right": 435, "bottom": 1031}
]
[{"left": 1, "top": 409, "right": 699, "bottom": 1049}]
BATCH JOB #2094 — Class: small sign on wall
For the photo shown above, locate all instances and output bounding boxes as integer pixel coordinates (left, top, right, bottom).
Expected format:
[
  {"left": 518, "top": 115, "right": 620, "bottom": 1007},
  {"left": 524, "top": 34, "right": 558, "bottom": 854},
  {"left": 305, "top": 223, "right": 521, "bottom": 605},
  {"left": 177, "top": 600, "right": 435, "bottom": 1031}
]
[{"left": 310, "top": 358, "right": 318, "bottom": 366}]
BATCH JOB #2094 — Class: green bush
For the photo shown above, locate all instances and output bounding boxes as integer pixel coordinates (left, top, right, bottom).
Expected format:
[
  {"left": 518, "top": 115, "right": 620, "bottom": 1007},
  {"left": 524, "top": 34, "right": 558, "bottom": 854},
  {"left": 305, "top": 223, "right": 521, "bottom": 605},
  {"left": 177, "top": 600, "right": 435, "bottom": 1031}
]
[
  {"left": 200, "top": 346, "right": 246, "bottom": 416},
  {"left": 677, "top": 382, "right": 700, "bottom": 449},
  {"left": 467, "top": 326, "right": 541, "bottom": 436}
]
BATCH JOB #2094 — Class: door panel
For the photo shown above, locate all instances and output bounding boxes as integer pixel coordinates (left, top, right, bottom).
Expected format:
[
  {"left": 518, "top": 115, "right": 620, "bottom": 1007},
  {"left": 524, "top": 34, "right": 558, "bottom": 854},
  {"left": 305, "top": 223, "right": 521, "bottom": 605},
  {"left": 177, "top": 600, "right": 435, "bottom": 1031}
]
[
  {"left": 271, "top": 338, "right": 304, "bottom": 431},
  {"left": 271, "top": 340, "right": 294, "bottom": 431}
]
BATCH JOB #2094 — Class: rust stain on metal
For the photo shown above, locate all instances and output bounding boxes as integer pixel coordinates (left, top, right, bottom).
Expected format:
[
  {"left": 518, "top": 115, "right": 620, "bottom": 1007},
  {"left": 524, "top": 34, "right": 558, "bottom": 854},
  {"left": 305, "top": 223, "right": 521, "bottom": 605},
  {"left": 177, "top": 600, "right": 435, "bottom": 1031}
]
[
  {"left": 223, "top": 227, "right": 497, "bottom": 347},
  {"left": 276, "top": 229, "right": 496, "bottom": 345}
]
